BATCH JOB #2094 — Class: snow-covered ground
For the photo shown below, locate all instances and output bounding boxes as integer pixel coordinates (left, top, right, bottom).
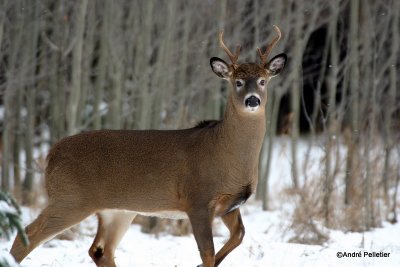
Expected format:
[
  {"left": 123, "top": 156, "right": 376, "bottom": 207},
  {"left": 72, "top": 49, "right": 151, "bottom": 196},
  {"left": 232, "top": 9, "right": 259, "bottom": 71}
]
[
  {"left": 1, "top": 137, "right": 400, "bottom": 266},
  {"left": 1, "top": 203, "right": 400, "bottom": 267}
]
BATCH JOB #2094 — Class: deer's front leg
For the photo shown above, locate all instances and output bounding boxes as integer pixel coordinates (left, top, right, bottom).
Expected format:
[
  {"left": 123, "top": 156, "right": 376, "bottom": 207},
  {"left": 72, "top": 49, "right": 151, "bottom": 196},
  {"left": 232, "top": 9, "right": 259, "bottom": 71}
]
[
  {"left": 188, "top": 209, "right": 215, "bottom": 267},
  {"left": 215, "top": 209, "right": 245, "bottom": 266}
]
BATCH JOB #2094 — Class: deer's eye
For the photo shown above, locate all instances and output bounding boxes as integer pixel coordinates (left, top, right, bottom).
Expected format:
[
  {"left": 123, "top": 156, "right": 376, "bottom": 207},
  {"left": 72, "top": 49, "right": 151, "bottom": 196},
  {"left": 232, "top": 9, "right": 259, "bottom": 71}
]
[
  {"left": 236, "top": 80, "right": 243, "bottom": 87},
  {"left": 259, "top": 79, "right": 265, "bottom": 86}
]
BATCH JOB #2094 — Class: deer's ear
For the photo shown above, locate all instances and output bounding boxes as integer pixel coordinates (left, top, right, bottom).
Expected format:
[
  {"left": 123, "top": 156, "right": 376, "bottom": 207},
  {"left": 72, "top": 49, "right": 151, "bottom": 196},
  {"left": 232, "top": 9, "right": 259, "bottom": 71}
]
[
  {"left": 210, "top": 57, "right": 231, "bottom": 78},
  {"left": 266, "top": 53, "right": 287, "bottom": 77}
]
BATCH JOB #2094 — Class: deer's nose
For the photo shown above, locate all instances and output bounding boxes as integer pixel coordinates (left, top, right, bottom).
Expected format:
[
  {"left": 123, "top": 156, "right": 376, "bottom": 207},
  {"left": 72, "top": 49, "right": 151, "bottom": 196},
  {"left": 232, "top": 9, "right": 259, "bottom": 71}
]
[{"left": 245, "top": 95, "right": 261, "bottom": 108}]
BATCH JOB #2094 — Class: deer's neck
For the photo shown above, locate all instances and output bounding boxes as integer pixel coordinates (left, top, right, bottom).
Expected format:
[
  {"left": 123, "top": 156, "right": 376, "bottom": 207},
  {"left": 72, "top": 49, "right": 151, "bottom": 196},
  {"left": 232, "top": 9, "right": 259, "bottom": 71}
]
[{"left": 217, "top": 94, "right": 266, "bottom": 168}]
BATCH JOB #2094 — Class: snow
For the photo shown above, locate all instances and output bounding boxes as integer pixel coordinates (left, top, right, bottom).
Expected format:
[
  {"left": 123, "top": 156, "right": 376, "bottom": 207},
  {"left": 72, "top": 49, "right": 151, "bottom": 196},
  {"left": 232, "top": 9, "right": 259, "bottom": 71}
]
[
  {"left": 0, "top": 197, "right": 20, "bottom": 267},
  {"left": 1, "top": 137, "right": 400, "bottom": 266},
  {"left": 0, "top": 201, "right": 18, "bottom": 215},
  {"left": 0, "top": 251, "right": 19, "bottom": 267},
  {"left": 1, "top": 203, "right": 399, "bottom": 267}
]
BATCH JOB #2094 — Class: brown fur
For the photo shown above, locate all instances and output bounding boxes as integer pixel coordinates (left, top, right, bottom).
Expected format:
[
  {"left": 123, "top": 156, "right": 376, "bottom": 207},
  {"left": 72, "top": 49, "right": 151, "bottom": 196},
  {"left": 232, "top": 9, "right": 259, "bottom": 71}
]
[
  {"left": 233, "top": 63, "right": 267, "bottom": 79},
  {"left": 11, "top": 30, "right": 286, "bottom": 267}
]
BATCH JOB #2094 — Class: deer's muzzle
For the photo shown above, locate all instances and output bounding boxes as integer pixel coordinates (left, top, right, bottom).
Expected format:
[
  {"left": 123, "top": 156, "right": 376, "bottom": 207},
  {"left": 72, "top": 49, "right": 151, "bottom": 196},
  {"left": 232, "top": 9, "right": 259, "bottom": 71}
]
[{"left": 245, "top": 95, "right": 261, "bottom": 109}]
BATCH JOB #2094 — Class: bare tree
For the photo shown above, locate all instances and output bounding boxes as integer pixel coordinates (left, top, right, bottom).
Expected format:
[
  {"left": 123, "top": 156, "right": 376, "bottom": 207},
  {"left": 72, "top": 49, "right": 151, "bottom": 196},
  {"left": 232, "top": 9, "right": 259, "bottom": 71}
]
[{"left": 67, "top": 0, "right": 88, "bottom": 135}]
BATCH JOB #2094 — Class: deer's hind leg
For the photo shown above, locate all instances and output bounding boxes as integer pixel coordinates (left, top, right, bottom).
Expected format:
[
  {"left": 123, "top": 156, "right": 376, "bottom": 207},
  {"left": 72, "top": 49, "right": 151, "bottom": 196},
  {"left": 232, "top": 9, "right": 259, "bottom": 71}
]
[
  {"left": 10, "top": 202, "right": 93, "bottom": 263},
  {"left": 89, "top": 210, "right": 136, "bottom": 267}
]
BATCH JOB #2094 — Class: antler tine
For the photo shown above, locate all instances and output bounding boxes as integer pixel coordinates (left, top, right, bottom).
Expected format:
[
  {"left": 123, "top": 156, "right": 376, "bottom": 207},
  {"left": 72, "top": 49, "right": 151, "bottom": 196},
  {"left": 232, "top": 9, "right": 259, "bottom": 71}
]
[
  {"left": 219, "top": 31, "right": 241, "bottom": 68},
  {"left": 257, "top": 25, "right": 282, "bottom": 66}
]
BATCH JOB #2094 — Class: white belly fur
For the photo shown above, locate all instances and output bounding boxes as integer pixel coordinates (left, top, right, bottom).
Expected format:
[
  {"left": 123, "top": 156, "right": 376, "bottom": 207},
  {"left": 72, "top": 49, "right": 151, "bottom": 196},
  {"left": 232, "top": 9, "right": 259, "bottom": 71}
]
[
  {"left": 136, "top": 210, "right": 188, "bottom": 220},
  {"left": 99, "top": 209, "right": 188, "bottom": 220}
]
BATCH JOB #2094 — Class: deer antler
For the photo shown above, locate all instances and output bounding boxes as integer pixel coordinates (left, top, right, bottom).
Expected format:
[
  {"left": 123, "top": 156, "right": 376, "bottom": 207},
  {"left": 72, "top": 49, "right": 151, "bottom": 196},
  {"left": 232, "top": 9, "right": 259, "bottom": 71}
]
[
  {"left": 257, "top": 25, "right": 282, "bottom": 66},
  {"left": 219, "top": 31, "right": 241, "bottom": 69}
]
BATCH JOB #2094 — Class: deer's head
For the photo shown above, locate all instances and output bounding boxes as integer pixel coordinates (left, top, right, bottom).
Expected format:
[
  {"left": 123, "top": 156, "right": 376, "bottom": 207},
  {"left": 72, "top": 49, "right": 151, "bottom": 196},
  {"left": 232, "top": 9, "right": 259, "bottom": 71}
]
[{"left": 210, "top": 26, "right": 287, "bottom": 114}]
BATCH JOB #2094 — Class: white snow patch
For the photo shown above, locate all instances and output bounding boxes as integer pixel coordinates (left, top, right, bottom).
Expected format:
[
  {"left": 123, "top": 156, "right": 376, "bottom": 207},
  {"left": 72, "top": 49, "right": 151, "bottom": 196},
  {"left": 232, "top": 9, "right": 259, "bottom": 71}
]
[
  {"left": 1, "top": 204, "right": 399, "bottom": 267},
  {"left": 0, "top": 201, "right": 18, "bottom": 215}
]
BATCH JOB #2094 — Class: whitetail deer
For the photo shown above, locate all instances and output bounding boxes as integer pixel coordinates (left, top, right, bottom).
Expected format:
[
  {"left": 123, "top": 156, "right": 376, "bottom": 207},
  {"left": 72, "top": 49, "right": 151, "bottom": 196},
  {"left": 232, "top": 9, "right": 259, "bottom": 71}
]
[{"left": 10, "top": 26, "right": 287, "bottom": 267}]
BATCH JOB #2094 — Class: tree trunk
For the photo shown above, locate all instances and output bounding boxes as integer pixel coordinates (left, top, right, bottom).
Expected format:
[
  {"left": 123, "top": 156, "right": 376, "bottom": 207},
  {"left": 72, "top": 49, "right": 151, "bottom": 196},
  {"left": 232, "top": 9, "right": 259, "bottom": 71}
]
[
  {"left": 344, "top": 0, "right": 360, "bottom": 206},
  {"left": 67, "top": 0, "right": 88, "bottom": 135},
  {"left": 1, "top": 2, "right": 23, "bottom": 192},
  {"left": 108, "top": 2, "right": 124, "bottom": 130},
  {"left": 382, "top": 0, "right": 399, "bottom": 206},
  {"left": 23, "top": 1, "right": 40, "bottom": 204},
  {"left": 323, "top": 0, "right": 339, "bottom": 228},
  {"left": 290, "top": 1, "right": 305, "bottom": 190},
  {"left": 137, "top": 1, "right": 154, "bottom": 130},
  {"left": 79, "top": 0, "right": 96, "bottom": 130},
  {"left": 92, "top": 1, "right": 110, "bottom": 130},
  {"left": 175, "top": 2, "right": 191, "bottom": 128},
  {"left": 260, "top": 90, "right": 282, "bottom": 210}
]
